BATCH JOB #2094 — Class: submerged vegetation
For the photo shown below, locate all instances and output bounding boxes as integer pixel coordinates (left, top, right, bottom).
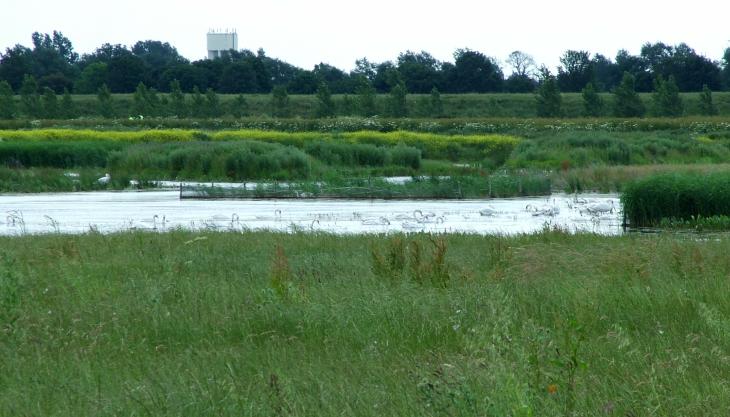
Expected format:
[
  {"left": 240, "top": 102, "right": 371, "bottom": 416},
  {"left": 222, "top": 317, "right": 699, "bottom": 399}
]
[{"left": 3, "top": 230, "right": 730, "bottom": 415}]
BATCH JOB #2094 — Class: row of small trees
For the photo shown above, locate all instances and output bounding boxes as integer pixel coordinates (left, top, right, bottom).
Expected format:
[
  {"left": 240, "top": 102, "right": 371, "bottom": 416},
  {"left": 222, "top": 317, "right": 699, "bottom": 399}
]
[
  {"left": 0, "top": 73, "right": 719, "bottom": 119},
  {"left": 536, "top": 70, "right": 717, "bottom": 118}
]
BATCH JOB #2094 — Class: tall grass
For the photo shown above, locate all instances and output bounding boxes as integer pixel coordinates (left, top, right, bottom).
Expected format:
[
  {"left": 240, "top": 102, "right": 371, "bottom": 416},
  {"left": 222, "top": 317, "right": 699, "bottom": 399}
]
[
  {"left": 622, "top": 172, "right": 730, "bottom": 226},
  {"left": 2, "top": 231, "right": 730, "bottom": 415}
]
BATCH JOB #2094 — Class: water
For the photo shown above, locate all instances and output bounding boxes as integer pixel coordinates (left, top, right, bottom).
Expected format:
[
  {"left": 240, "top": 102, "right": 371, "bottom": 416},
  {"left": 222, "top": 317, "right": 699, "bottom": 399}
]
[{"left": 0, "top": 191, "right": 622, "bottom": 236}]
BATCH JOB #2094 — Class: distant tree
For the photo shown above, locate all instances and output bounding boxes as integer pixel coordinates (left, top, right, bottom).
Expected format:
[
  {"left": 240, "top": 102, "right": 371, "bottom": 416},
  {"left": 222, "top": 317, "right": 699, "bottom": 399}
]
[
  {"left": 74, "top": 62, "right": 108, "bottom": 93},
  {"left": 355, "top": 77, "right": 377, "bottom": 116},
  {"left": 429, "top": 87, "right": 444, "bottom": 118},
  {"left": 445, "top": 49, "right": 503, "bottom": 93},
  {"left": 40, "top": 87, "right": 58, "bottom": 118},
  {"left": 230, "top": 94, "right": 249, "bottom": 117},
  {"left": 557, "top": 50, "right": 593, "bottom": 92},
  {"left": 0, "top": 45, "right": 33, "bottom": 91},
  {"left": 505, "top": 74, "right": 537, "bottom": 93},
  {"left": 387, "top": 82, "right": 408, "bottom": 118},
  {"left": 106, "top": 54, "right": 147, "bottom": 93},
  {"left": 271, "top": 85, "right": 289, "bottom": 117},
  {"left": 97, "top": 83, "right": 114, "bottom": 118},
  {"left": 339, "top": 94, "right": 355, "bottom": 116},
  {"left": 315, "top": 82, "right": 335, "bottom": 118},
  {"left": 132, "top": 82, "right": 151, "bottom": 116},
  {"left": 0, "top": 81, "right": 16, "bottom": 119},
  {"left": 168, "top": 79, "right": 187, "bottom": 117},
  {"left": 19, "top": 74, "right": 41, "bottom": 118},
  {"left": 535, "top": 68, "right": 562, "bottom": 117},
  {"left": 396, "top": 50, "right": 441, "bottom": 94},
  {"left": 591, "top": 54, "right": 622, "bottom": 92},
  {"left": 581, "top": 82, "right": 604, "bottom": 117},
  {"left": 641, "top": 42, "right": 721, "bottom": 91},
  {"left": 190, "top": 86, "right": 206, "bottom": 118},
  {"left": 698, "top": 84, "right": 718, "bottom": 116},
  {"left": 505, "top": 51, "right": 536, "bottom": 78},
  {"left": 652, "top": 75, "right": 683, "bottom": 117},
  {"left": 722, "top": 48, "right": 730, "bottom": 91},
  {"left": 613, "top": 72, "right": 645, "bottom": 117},
  {"left": 205, "top": 88, "right": 222, "bottom": 117},
  {"left": 60, "top": 88, "right": 75, "bottom": 118},
  {"left": 615, "top": 50, "right": 653, "bottom": 92}
]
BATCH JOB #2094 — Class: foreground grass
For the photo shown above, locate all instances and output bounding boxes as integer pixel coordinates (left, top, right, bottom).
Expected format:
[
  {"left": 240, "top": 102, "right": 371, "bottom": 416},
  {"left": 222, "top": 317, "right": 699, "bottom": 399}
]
[{"left": 2, "top": 230, "right": 730, "bottom": 416}]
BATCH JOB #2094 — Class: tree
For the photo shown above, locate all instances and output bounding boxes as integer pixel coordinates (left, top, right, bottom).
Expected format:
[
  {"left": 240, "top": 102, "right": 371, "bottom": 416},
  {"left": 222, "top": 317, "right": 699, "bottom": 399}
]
[
  {"left": 581, "top": 82, "right": 604, "bottom": 117},
  {"left": 339, "top": 94, "right": 355, "bottom": 116},
  {"left": 396, "top": 50, "right": 441, "bottom": 94},
  {"left": 168, "top": 79, "right": 187, "bottom": 117},
  {"left": 60, "top": 88, "right": 75, "bottom": 118},
  {"left": 0, "top": 45, "right": 33, "bottom": 91},
  {"left": 74, "top": 62, "right": 108, "bottom": 93},
  {"left": 445, "top": 49, "right": 503, "bottom": 93},
  {"left": 698, "top": 84, "right": 717, "bottom": 116},
  {"left": 355, "top": 76, "right": 377, "bottom": 116},
  {"left": 429, "top": 87, "right": 444, "bottom": 118},
  {"left": 613, "top": 72, "right": 645, "bottom": 117},
  {"left": 19, "top": 74, "right": 41, "bottom": 118},
  {"left": 0, "top": 80, "right": 16, "bottom": 119},
  {"left": 652, "top": 75, "right": 683, "bottom": 117},
  {"left": 190, "top": 86, "right": 206, "bottom": 118},
  {"left": 315, "top": 82, "right": 335, "bottom": 118},
  {"left": 132, "top": 82, "right": 151, "bottom": 116},
  {"left": 591, "top": 54, "right": 622, "bottom": 92},
  {"left": 641, "top": 42, "right": 721, "bottom": 91},
  {"left": 97, "top": 83, "right": 114, "bottom": 118},
  {"left": 387, "top": 82, "right": 408, "bottom": 118},
  {"left": 535, "top": 68, "right": 562, "bottom": 118},
  {"left": 505, "top": 74, "right": 536, "bottom": 93},
  {"left": 505, "top": 51, "right": 536, "bottom": 78},
  {"left": 557, "top": 50, "right": 593, "bottom": 92},
  {"left": 722, "top": 48, "right": 730, "bottom": 91},
  {"left": 271, "top": 85, "right": 289, "bottom": 117},
  {"left": 230, "top": 94, "right": 249, "bottom": 118},
  {"left": 205, "top": 88, "right": 222, "bottom": 117},
  {"left": 40, "top": 87, "right": 58, "bottom": 118}
]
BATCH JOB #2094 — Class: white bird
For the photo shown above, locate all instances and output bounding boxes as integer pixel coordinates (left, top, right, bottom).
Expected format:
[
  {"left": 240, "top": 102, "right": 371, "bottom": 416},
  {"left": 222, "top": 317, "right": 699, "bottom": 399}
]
[
  {"left": 584, "top": 200, "right": 615, "bottom": 215},
  {"left": 361, "top": 217, "right": 390, "bottom": 226},
  {"left": 97, "top": 173, "right": 111, "bottom": 185},
  {"left": 418, "top": 215, "right": 445, "bottom": 224},
  {"left": 479, "top": 206, "right": 498, "bottom": 216},
  {"left": 401, "top": 221, "right": 424, "bottom": 231}
]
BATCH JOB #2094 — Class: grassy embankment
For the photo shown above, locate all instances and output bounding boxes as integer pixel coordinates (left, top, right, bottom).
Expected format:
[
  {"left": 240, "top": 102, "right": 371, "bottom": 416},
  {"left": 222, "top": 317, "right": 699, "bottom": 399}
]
[
  {"left": 7, "top": 91, "right": 730, "bottom": 118},
  {"left": 2, "top": 230, "right": 730, "bottom": 415}
]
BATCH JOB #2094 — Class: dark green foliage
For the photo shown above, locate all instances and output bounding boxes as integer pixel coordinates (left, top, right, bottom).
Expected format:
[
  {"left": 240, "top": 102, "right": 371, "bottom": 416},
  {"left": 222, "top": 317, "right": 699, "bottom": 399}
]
[
  {"left": 315, "top": 82, "right": 335, "bottom": 118},
  {"left": 19, "top": 75, "right": 41, "bottom": 118},
  {"left": 271, "top": 85, "right": 289, "bottom": 117},
  {"left": 229, "top": 94, "right": 249, "bottom": 118},
  {"left": 60, "top": 88, "right": 75, "bottom": 119},
  {"left": 0, "top": 140, "right": 120, "bottom": 168},
  {"left": 387, "top": 83, "right": 408, "bottom": 118},
  {"left": 581, "top": 82, "right": 603, "bottom": 117},
  {"left": 622, "top": 172, "right": 730, "bottom": 226},
  {"left": 40, "top": 87, "right": 58, "bottom": 119},
  {"left": 698, "top": 84, "right": 717, "bottom": 116},
  {"left": 535, "top": 70, "right": 562, "bottom": 117},
  {"left": 355, "top": 77, "right": 377, "bottom": 116},
  {"left": 168, "top": 79, "right": 187, "bottom": 117},
  {"left": 338, "top": 94, "right": 355, "bottom": 116},
  {"left": 132, "top": 82, "right": 151, "bottom": 116},
  {"left": 652, "top": 75, "right": 683, "bottom": 117},
  {"left": 96, "top": 84, "right": 114, "bottom": 118},
  {"left": 613, "top": 72, "right": 645, "bottom": 117},
  {"left": 429, "top": 87, "right": 444, "bottom": 118},
  {"left": 190, "top": 86, "right": 205, "bottom": 118},
  {"left": 0, "top": 81, "right": 15, "bottom": 119},
  {"left": 557, "top": 50, "right": 593, "bottom": 92},
  {"left": 205, "top": 88, "right": 222, "bottom": 117}
]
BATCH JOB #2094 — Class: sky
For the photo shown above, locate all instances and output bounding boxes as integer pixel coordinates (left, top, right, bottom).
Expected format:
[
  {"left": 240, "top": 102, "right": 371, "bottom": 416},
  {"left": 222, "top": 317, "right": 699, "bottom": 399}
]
[{"left": 2, "top": 0, "right": 729, "bottom": 73}]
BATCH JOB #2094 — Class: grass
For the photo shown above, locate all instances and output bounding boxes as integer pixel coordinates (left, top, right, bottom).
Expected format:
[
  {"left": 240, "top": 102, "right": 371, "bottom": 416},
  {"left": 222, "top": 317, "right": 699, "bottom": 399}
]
[
  {"left": 2, "top": 230, "right": 730, "bottom": 415},
  {"left": 622, "top": 172, "right": 730, "bottom": 227}
]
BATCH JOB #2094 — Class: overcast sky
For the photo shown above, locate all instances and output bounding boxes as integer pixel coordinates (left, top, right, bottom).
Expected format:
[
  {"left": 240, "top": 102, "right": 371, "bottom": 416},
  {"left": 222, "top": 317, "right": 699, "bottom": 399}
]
[{"left": 3, "top": 0, "right": 729, "bottom": 73}]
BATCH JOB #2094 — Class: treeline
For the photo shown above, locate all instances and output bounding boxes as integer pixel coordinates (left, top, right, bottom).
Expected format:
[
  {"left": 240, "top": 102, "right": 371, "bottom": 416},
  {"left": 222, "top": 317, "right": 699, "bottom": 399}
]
[{"left": 2, "top": 31, "right": 730, "bottom": 96}]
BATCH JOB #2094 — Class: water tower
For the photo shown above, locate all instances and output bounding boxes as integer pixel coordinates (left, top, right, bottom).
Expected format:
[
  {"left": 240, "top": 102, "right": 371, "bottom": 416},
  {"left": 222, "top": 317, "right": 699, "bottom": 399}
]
[{"left": 207, "top": 29, "right": 238, "bottom": 59}]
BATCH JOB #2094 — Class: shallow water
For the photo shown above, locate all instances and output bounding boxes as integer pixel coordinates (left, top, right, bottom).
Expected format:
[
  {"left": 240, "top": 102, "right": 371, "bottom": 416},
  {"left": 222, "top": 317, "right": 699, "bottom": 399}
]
[{"left": 0, "top": 191, "right": 623, "bottom": 236}]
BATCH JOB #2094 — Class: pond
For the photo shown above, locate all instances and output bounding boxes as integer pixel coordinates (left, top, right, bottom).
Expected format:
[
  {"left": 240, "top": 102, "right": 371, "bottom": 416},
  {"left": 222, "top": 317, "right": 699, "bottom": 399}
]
[{"left": 0, "top": 191, "right": 622, "bottom": 236}]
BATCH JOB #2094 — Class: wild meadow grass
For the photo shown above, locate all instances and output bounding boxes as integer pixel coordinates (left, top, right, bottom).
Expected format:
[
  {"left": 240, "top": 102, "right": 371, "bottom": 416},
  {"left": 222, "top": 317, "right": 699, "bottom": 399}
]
[{"left": 2, "top": 230, "right": 730, "bottom": 416}]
